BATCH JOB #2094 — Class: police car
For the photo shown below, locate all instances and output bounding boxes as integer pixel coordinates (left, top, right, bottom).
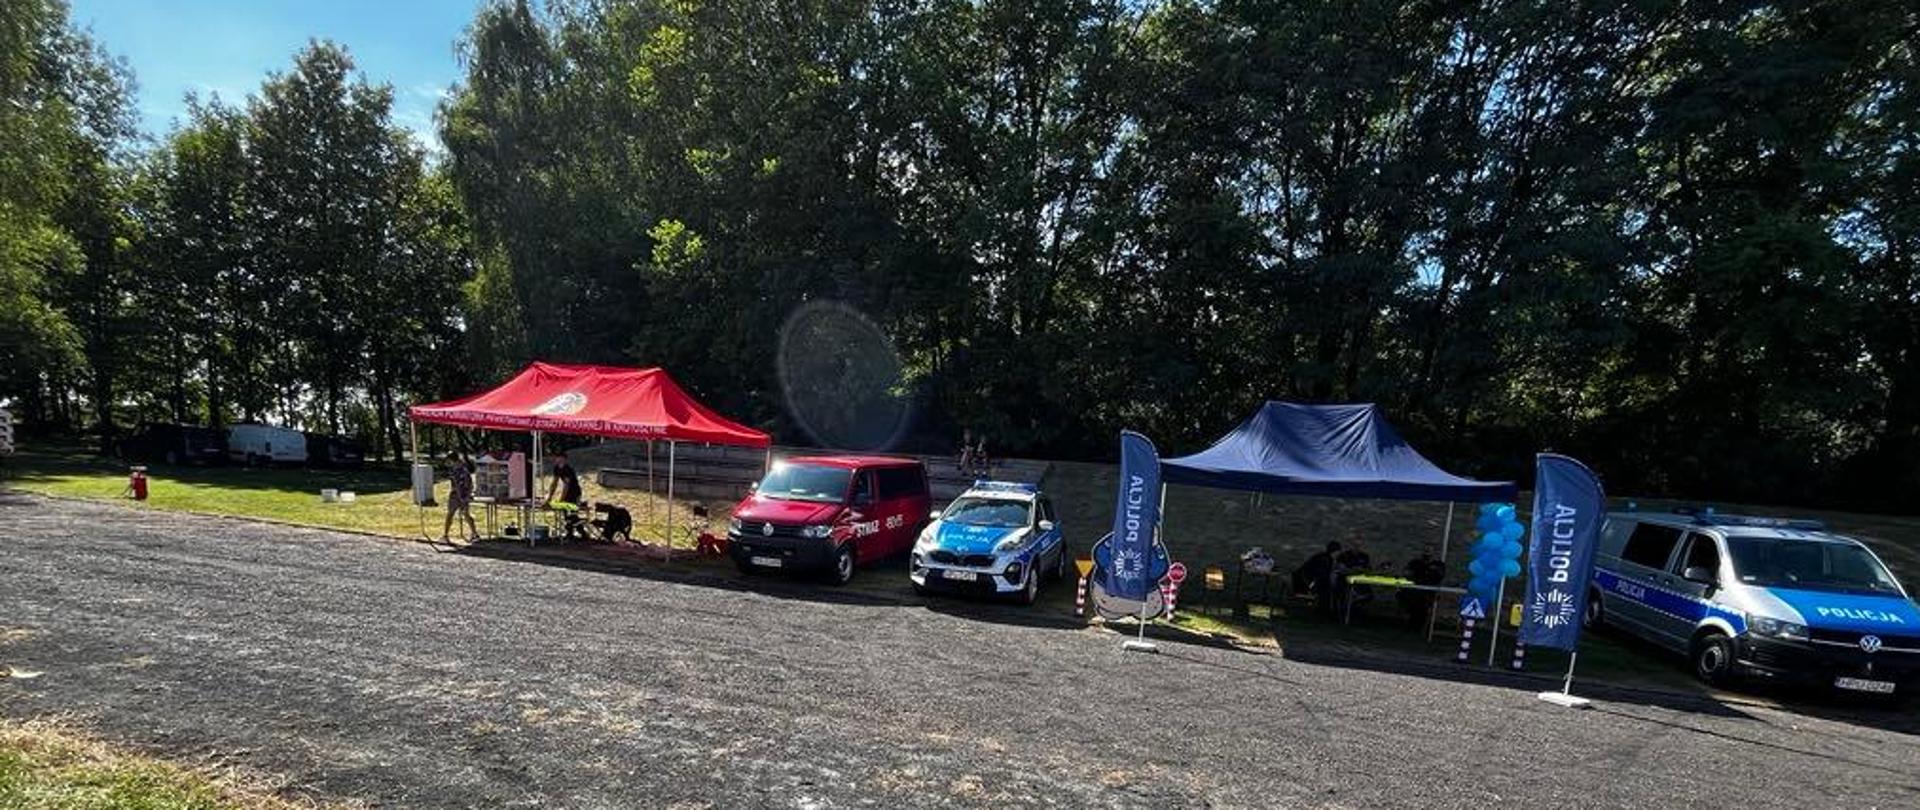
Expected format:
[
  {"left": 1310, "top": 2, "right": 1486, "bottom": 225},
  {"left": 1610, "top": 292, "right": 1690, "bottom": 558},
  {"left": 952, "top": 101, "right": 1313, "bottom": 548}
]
[
  {"left": 1588, "top": 510, "right": 1920, "bottom": 697},
  {"left": 910, "top": 481, "right": 1066, "bottom": 605}
]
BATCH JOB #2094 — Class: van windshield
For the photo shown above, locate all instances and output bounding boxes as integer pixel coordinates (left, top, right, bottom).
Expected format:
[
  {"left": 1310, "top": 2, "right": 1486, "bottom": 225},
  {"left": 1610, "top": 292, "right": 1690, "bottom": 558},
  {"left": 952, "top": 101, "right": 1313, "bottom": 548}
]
[
  {"left": 942, "top": 497, "right": 1030, "bottom": 529},
  {"left": 754, "top": 463, "right": 851, "bottom": 503},
  {"left": 1726, "top": 536, "right": 1903, "bottom": 595}
]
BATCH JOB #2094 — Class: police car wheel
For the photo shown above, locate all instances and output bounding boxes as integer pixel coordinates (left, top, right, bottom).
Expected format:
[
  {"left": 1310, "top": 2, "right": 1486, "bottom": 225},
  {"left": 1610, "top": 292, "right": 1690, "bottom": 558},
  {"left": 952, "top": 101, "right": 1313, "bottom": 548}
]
[
  {"left": 1053, "top": 547, "right": 1066, "bottom": 581},
  {"left": 1018, "top": 567, "right": 1039, "bottom": 605},
  {"left": 1582, "top": 589, "right": 1605, "bottom": 631},
  {"left": 826, "top": 544, "right": 855, "bottom": 586},
  {"left": 1692, "top": 632, "right": 1736, "bottom": 686}
]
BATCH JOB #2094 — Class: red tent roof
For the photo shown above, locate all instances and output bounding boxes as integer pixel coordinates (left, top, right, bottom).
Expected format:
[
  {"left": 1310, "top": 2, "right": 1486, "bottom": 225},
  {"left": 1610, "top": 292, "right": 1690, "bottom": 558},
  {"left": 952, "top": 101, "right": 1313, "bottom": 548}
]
[{"left": 409, "top": 362, "right": 770, "bottom": 448}]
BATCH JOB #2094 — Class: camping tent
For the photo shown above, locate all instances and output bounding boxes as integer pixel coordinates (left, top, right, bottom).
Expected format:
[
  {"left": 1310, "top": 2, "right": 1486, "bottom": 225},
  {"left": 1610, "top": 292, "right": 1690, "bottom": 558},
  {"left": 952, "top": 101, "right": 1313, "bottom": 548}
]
[
  {"left": 1161, "top": 401, "right": 1514, "bottom": 566},
  {"left": 1162, "top": 402, "right": 1514, "bottom": 502},
  {"left": 408, "top": 362, "right": 770, "bottom": 556}
]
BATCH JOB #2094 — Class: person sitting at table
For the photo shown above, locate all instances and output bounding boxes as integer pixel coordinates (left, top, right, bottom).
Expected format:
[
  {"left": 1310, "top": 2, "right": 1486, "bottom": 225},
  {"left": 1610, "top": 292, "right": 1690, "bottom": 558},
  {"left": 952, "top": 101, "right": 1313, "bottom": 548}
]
[
  {"left": 440, "top": 452, "right": 479, "bottom": 543},
  {"left": 1334, "top": 540, "right": 1377, "bottom": 613},
  {"left": 1335, "top": 540, "right": 1373, "bottom": 571},
  {"left": 1291, "top": 541, "right": 1342, "bottom": 614},
  {"left": 1397, "top": 546, "right": 1448, "bottom": 627},
  {"left": 544, "top": 452, "right": 588, "bottom": 540}
]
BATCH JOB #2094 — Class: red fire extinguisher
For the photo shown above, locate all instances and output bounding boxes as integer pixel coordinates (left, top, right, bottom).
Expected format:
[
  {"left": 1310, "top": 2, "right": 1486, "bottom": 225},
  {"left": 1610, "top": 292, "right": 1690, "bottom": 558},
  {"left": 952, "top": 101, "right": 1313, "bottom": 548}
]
[{"left": 128, "top": 466, "right": 149, "bottom": 501}]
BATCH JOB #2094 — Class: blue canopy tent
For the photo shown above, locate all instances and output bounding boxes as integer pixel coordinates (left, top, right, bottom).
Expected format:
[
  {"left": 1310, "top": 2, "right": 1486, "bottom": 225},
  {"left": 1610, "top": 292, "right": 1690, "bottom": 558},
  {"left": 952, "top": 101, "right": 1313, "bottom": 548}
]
[{"left": 1161, "top": 401, "right": 1516, "bottom": 562}]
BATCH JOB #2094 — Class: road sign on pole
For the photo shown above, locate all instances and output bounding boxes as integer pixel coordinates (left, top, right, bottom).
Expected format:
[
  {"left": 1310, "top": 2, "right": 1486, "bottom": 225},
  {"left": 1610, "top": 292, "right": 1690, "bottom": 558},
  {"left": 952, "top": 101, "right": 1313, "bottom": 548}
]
[
  {"left": 1167, "top": 561, "right": 1188, "bottom": 585},
  {"left": 1458, "top": 597, "right": 1486, "bottom": 620}
]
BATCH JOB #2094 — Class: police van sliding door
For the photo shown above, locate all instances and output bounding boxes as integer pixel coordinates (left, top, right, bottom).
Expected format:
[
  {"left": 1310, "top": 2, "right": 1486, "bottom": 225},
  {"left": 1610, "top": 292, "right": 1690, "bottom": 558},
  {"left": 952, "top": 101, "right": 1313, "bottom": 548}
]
[{"left": 1613, "top": 523, "right": 1686, "bottom": 649}]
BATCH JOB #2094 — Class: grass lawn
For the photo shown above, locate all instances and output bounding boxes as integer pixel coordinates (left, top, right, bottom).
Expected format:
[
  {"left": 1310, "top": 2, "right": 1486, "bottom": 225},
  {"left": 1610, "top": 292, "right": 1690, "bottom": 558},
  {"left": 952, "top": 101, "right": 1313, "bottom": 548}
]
[
  {"left": 0, "top": 718, "right": 320, "bottom": 810},
  {"left": 0, "top": 447, "right": 729, "bottom": 547}
]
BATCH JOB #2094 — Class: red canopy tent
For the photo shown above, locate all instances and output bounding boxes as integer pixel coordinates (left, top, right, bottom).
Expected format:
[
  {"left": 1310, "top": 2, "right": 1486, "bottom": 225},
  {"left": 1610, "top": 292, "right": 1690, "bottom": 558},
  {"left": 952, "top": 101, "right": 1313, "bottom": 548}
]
[
  {"left": 408, "top": 362, "right": 770, "bottom": 555},
  {"left": 410, "top": 362, "right": 770, "bottom": 446}
]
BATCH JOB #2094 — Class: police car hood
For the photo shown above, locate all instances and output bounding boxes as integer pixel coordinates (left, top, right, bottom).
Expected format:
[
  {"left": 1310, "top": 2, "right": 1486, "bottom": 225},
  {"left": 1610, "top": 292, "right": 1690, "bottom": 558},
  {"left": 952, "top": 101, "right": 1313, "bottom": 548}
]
[
  {"left": 1747, "top": 587, "right": 1920, "bottom": 634},
  {"left": 931, "top": 522, "right": 1025, "bottom": 555}
]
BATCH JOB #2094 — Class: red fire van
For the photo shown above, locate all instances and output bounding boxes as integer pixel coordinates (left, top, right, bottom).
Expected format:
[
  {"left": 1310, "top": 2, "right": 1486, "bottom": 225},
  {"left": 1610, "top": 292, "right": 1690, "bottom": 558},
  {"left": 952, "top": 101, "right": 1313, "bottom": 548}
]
[{"left": 727, "top": 455, "right": 931, "bottom": 585}]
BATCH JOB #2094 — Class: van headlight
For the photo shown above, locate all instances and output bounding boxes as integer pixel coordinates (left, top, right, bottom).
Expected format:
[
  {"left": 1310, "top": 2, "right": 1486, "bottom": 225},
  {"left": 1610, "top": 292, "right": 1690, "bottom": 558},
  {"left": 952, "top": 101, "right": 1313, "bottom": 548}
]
[
  {"left": 728, "top": 517, "right": 743, "bottom": 533},
  {"left": 1750, "top": 616, "right": 1809, "bottom": 642},
  {"left": 800, "top": 524, "right": 833, "bottom": 539}
]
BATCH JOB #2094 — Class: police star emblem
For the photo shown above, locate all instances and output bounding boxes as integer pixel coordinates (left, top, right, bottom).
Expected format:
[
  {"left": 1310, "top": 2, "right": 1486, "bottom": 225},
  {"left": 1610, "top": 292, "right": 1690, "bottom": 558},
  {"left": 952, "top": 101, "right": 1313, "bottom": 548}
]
[
  {"left": 1532, "top": 589, "right": 1577, "bottom": 629},
  {"left": 1113, "top": 547, "right": 1144, "bottom": 581}
]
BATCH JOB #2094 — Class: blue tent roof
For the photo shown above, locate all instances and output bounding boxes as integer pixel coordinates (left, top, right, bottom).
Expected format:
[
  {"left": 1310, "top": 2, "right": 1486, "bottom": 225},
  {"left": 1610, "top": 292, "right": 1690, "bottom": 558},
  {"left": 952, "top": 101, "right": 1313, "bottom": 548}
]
[{"left": 1161, "top": 402, "right": 1517, "bottom": 502}]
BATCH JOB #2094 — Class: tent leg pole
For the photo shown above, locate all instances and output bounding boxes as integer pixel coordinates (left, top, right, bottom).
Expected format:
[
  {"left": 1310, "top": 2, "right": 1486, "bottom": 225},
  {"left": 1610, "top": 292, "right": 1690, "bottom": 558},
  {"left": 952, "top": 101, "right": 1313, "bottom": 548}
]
[
  {"left": 665, "top": 441, "right": 676, "bottom": 562},
  {"left": 409, "top": 420, "right": 418, "bottom": 465},
  {"left": 647, "top": 439, "right": 655, "bottom": 534},
  {"left": 531, "top": 431, "right": 544, "bottom": 547},
  {"left": 1428, "top": 502, "right": 1454, "bottom": 643},
  {"left": 1157, "top": 481, "right": 1169, "bottom": 617}
]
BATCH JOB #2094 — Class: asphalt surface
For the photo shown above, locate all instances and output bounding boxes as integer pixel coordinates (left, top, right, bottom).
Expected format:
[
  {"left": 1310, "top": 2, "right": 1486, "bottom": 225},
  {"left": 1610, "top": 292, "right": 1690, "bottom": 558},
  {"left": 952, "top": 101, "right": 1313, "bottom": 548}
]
[{"left": 2, "top": 491, "right": 1917, "bottom": 809}]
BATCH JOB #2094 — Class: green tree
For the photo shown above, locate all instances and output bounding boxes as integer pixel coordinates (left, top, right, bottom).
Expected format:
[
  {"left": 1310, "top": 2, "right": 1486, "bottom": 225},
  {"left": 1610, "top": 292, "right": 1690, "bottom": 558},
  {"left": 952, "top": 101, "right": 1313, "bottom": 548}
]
[{"left": 246, "top": 42, "right": 410, "bottom": 431}]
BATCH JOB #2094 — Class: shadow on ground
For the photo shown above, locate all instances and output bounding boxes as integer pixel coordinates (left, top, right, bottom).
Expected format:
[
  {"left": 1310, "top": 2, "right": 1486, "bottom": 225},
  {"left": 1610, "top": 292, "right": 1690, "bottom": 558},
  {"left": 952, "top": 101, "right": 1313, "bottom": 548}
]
[
  {"left": 1277, "top": 615, "right": 1920, "bottom": 737},
  {"left": 446, "top": 535, "right": 1920, "bottom": 732},
  {"left": 446, "top": 536, "right": 1260, "bottom": 650}
]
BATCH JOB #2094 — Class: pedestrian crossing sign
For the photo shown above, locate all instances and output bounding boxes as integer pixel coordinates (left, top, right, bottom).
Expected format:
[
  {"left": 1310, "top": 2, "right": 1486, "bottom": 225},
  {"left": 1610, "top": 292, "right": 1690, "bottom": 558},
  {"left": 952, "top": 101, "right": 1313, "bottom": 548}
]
[{"left": 1458, "top": 597, "right": 1486, "bottom": 620}]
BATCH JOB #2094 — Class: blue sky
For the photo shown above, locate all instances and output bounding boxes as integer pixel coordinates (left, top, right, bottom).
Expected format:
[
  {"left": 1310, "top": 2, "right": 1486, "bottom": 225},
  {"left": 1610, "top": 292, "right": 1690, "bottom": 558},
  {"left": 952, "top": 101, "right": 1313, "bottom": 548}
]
[{"left": 70, "top": 0, "right": 482, "bottom": 147}]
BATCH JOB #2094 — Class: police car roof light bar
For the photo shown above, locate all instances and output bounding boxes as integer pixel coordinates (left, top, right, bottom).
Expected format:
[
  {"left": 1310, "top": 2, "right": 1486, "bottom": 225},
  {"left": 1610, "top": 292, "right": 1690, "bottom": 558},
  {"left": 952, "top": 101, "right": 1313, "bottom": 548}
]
[
  {"left": 971, "top": 480, "right": 1038, "bottom": 493},
  {"left": 1690, "top": 513, "right": 1826, "bottom": 531}
]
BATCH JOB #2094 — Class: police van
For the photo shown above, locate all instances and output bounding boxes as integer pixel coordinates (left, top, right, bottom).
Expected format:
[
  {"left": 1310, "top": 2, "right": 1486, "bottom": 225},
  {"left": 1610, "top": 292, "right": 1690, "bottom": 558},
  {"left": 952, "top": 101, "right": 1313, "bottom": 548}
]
[{"left": 1588, "top": 510, "right": 1920, "bottom": 696}]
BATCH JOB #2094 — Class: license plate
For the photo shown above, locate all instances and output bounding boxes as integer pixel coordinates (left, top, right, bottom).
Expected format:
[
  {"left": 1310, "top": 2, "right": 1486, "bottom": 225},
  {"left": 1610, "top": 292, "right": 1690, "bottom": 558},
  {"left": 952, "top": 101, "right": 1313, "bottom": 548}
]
[
  {"left": 750, "top": 555, "right": 783, "bottom": 568},
  {"left": 1835, "top": 677, "right": 1895, "bottom": 694},
  {"left": 941, "top": 570, "right": 978, "bottom": 582}
]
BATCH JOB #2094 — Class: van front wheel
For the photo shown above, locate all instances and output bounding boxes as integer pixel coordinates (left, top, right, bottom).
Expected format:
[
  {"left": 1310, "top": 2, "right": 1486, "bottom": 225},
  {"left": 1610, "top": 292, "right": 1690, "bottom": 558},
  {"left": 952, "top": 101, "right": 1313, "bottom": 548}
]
[
  {"left": 826, "top": 544, "right": 855, "bottom": 586},
  {"left": 1692, "top": 632, "right": 1737, "bottom": 687},
  {"left": 1582, "top": 589, "right": 1605, "bottom": 631}
]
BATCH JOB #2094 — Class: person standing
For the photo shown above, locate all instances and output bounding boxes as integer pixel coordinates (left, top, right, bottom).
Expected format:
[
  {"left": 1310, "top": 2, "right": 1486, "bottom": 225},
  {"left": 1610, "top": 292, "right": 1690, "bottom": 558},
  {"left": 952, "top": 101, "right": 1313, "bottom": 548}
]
[
  {"left": 544, "top": 452, "right": 587, "bottom": 540},
  {"left": 957, "top": 429, "right": 976, "bottom": 475},
  {"left": 544, "top": 452, "right": 582, "bottom": 506},
  {"left": 441, "top": 453, "right": 479, "bottom": 542}
]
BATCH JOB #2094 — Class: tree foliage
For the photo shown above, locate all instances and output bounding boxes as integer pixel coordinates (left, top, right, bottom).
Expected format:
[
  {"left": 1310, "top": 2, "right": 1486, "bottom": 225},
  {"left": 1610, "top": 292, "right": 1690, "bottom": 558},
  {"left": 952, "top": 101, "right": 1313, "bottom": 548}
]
[
  {"left": 0, "top": 2, "right": 469, "bottom": 459},
  {"left": 5, "top": 0, "right": 1919, "bottom": 511},
  {"left": 435, "top": 0, "right": 1920, "bottom": 510}
]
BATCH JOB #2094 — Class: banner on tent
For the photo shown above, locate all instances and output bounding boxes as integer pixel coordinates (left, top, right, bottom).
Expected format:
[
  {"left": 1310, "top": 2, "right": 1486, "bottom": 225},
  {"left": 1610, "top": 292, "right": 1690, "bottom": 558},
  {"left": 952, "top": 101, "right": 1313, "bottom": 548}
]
[{"left": 1519, "top": 454, "right": 1606, "bottom": 651}]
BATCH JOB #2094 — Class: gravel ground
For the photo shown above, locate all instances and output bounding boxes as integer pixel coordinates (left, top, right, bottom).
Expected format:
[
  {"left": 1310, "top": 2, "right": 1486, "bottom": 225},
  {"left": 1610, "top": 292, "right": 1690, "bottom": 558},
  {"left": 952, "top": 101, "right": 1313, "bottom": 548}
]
[{"left": 2, "top": 491, "right": 1916, "bottom": 809}]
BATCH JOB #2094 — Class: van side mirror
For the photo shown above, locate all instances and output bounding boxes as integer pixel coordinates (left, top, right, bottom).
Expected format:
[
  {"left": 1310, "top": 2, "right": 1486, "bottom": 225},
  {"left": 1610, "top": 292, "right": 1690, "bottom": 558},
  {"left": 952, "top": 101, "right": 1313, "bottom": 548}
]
[
  {"left": 1683, "top": 566, "right": 1716, "bottom": 585},
  {"left": 747, "top": 481, "right": 758, "bottom": 493},
  {"left": 1038, "top": 520, "right": 1056, "bottom": 532}
]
